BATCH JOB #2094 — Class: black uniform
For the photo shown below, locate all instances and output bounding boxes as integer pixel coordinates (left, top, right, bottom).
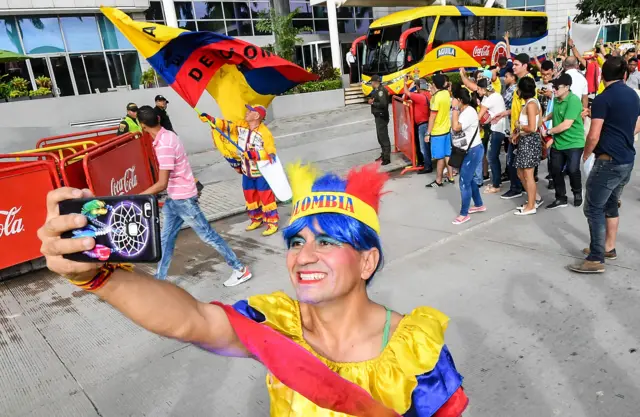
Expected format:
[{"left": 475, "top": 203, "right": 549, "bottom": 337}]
[
  {"left": 371, "top": 85, "right": 391, "bottom": 163},
  {"left": 155, "top": 106, "right": 175, "bottom": 132}
]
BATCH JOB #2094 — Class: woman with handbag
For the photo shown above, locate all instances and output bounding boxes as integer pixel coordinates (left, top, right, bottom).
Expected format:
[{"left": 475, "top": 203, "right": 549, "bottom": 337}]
[
  {"left": 451, "top": 88, "right": 486, "bottom": 225},
  {"left": 512, "top": 77, "right": 544, "bottom": 215}
]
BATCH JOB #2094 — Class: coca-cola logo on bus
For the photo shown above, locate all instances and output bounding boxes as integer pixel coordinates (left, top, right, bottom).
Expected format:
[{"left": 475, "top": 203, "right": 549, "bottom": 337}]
[
  {"left": 473, "top": 45, "right": 491, "bottom": 58},
  {"left": 111, "top": 166, "right": 138, "bottom": 196},
  {"left": 0, "top": 206, "right": 25, "bottom": 238}
]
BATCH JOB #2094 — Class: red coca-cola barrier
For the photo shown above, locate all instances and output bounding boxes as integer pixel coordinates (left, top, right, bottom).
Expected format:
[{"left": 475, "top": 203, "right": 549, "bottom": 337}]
[
  {"left": 36, "top": 127, "right": 120, "bottom": 152},
  {"left": 83, "top": 133, "right": 158, "bottom": 196},
  {"left": 0, "top": 154, "right": 61, "bottom": 270},
  {"left": 392, "top": 96, "right": 421, "bottom": 175}
]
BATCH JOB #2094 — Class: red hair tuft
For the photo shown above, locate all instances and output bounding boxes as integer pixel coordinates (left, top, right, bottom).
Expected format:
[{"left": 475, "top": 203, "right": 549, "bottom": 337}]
[{"left": 344, "top": 162, "right": 389, "bottom": 213}]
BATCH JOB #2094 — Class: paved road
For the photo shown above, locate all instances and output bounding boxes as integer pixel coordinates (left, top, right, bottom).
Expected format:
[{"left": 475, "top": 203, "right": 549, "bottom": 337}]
[{"left": 1, "top": 109, "right": 639, "bottom": 416}]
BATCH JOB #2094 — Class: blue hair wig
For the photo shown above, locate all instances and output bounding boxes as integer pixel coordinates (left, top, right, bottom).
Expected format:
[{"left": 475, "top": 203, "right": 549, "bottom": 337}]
[{"left": 282, "top": 172, "right": 384, "bottom": 285}]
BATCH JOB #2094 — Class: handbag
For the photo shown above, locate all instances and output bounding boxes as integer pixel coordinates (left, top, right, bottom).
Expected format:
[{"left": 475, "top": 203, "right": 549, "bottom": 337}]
[{"left": 449, "top": 124, "right": 479, "bottom": 169}]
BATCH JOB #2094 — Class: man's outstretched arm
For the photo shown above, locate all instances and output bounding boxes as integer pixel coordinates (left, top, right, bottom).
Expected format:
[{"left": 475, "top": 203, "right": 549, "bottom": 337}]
[{"left": 38, "top": 187, "right": 251, "bottom": 358}]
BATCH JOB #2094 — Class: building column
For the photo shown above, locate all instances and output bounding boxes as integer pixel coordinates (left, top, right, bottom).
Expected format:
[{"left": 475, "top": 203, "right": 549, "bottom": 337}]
[
  {"left": 327, "top": 0, "right": 343, "bottom": 71},
  {"left": 161, "top": 0, "right": 178, "bottom": 27},
  {"left": 271, "top": 0, "right": 291, "bottom": 16}
]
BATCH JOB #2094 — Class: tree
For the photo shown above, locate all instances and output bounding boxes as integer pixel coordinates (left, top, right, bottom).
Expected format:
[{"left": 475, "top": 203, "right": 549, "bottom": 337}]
[
  {"left": 575, "top": 0, "right": 640, "bottom": 24},
  {"left": 255, "top": 9, "right": 311, "bottom": 62}
]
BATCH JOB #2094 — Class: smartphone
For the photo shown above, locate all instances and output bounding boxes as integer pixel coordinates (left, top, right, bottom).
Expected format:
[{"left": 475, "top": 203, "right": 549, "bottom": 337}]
[
  {"left": 555, "top": 58, "right": 562, "bottom": 62},
  {"left": 59, "top": 195, "right": 161, "bottom": 263}
]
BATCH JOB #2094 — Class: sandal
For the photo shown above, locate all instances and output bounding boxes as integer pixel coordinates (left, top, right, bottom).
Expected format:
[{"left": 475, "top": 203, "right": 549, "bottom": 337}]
[{"left": 452, "top": 215, "right": 471, "bottom": 225}]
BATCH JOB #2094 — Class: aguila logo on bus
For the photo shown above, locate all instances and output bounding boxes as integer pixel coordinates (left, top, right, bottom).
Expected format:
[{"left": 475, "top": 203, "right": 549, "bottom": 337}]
[
  {"left": 111, "top": 166, "right": 138, "bottom": 196},
  {"left": 0, "top": 206, "right": 25, "bottom": 238},
  {"left": 437, "top": 47, "right": 456, "bottom": 58}
]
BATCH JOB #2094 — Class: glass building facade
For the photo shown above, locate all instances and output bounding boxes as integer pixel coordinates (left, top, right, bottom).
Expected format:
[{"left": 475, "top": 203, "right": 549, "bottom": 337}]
[
  {"left": 144, "top": 1, "right": 373, "bottom": 37},
  {"left": 505, "top": 0, "right": 545, "bottom": 12},
  {"left": 0, "top": 15, "right": 141, "bottom": 97},
  {"left": 1, "top": 1, "right": 374, "bottom": 98}
]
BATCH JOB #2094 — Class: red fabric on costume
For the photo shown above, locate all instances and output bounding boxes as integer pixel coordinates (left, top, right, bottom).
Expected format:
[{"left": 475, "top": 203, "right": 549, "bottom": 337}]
[
  {"left": 433, "top": 387, "right": 469, "bottom": 417},
  {"left": 212, "top": 302, "right": 400, "bottom": 417}
]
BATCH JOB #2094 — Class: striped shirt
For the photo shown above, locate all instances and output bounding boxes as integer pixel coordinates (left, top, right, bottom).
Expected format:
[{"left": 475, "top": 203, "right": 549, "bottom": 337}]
[{"left": 153, "top": 128, "right": 198, "bottom": 200}]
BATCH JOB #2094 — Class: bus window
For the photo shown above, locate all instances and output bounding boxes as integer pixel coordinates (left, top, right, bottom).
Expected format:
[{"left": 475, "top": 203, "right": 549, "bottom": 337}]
[
  {"left": 362, "top": 17, "right": 433, "bottom": 76},
  {"left": 465, "top": 16, "right": 486, "bottom": 41},
  {"left": 433, "top": 16, "right": 466, "bottom": 47},
  {"left": 496, "top": 16, "right": 547, "bottom": 39}
]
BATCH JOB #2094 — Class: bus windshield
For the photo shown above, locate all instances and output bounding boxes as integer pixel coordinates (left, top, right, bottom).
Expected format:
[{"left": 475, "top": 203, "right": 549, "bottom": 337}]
[{"left": 363, "top": 18, "right": 433, "bottom": 76}]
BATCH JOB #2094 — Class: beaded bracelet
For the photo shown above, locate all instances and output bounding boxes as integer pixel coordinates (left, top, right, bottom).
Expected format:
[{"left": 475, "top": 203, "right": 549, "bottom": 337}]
[{"left": 70, "top": 263, "right": 133, "bottom": 292}]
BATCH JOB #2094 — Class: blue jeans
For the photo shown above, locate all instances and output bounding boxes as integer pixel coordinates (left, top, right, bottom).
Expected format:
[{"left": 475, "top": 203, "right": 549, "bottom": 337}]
[
  {"left": 459, "top": 145, "right": 485, "bottom": 216},
  {"left": 156, "top": 197, "right": 244, "bottom": 279},
  {"left": 488, "top": 131, "right": 506, "bottom": 187},
  {"left": 584, "top": 159, "right": 633, "bottom": 263},
  {"left": 418, "top": 123, "right": 432, "bottom": 170},
  {"left": 507, "top": 141, "right": 523, "bottom": 193}
]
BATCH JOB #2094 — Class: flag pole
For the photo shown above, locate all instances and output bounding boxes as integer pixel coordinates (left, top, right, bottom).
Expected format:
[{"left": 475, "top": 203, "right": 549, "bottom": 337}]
[{"left": 193, "top": 106, "right": 243, "bottom": 152}]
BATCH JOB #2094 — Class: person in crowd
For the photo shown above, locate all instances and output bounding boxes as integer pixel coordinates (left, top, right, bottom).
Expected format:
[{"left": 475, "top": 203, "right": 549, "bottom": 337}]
[
  {"left": 404, "top": 77, "right": 432, "bottom": 173},
  {"left": 563, "top": 55, "right": 589, "bottom": 110},
  {"left": 346, "top": 49, "right": 357, "bottom": 84},
  {"left": 538, "top": 60, "right": 557, "bottom": 190},
  {"left": 426, "top": 74, "right": 454, "bottom": 187},
  {"left": 477, "top": 78, "right": 506, "bottom": 194},
  {"left": 136, "top": 106, "right": 252, "bottom": 286},
  {"left": 542, "top": 74, "right": 585, "bottom": 210},
  {"left": 154, "top": 95, "right": 174, "bottom": 133},
  {"left": 626, "top": 57, "right": 640, "bottom": 89},
  {"left": 117, "top": 102, "right": 141, "bottom": 134},
  {"left": 451, "top": 88, "right": 485, "bottom": 225},
  {"left": 512, "top": 77, "right": 543, "bottom": 215},
  {"left": 479, "top": 57, "right": 490, "bottom": 70},
  {"left": 492, "top": 53, "right": 535, "bottom": 200},
  {"left": 571, "top": 57, "right": 640, "bottom": 274},
  {"left": 368, "top": 75, "right": 391, "bottom": 165},
  {"left": 37, "top": 164, "right": 469, "bottom": 417}
]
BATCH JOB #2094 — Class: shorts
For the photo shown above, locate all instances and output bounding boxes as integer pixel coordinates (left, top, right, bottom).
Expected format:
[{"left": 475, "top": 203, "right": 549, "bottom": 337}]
[{"left": 431, "top": 132, "right": 451, "bottom": 159}]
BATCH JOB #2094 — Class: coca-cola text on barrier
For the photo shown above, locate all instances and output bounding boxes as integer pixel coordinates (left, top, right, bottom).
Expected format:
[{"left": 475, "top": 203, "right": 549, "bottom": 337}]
[
  {"left": 85, "top": 137, "right": 154, "bottom": 196},
  {"left": 0, "top": 165, "right": 59, "bottom": 270},
  {"left": 392, "top": 96, "right": 421, "bottom": 175}
]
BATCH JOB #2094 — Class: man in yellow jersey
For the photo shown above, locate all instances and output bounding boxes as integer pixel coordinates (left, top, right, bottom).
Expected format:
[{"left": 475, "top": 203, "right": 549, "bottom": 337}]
[
  {"left": 426, "top": 74, "right": 454, "bottom": 188},
  {"left": 117, "top": 103, "right": 142, "bottom": 135}
]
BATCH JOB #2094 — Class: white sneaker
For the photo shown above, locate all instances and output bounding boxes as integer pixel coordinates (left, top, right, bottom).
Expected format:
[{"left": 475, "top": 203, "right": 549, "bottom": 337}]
[{"left": 223, "top": 267, "right": 252, "bottom": 287}]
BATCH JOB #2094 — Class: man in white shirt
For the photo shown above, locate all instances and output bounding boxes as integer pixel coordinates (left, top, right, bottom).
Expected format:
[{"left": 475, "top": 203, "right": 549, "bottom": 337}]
[
  {"left": 563, "top": 56, "right": 589, "bottom": 110},
  {"left": 346, "top": 50, "right": 357, "bottom": 84}
]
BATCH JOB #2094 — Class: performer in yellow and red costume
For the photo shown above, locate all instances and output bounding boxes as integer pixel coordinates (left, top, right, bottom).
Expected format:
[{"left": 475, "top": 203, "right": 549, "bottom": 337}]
[
  {"left": 200, "top": 104, "right": 279, "bottom": 236},
  {"left": 38, "top": 162, "right": 469, "bottom": 417}
]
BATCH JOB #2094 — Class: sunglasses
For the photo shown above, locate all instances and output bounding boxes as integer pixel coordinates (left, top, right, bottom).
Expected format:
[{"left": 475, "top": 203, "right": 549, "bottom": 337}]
[{"left": 552, "top": 85, "right": 566, "bottom": 91}]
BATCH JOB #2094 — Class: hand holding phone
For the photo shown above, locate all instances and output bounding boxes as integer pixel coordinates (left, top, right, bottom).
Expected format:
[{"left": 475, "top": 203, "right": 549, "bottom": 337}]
[{"left": 58, "top": 195, "right": 161, "bottom": 263}]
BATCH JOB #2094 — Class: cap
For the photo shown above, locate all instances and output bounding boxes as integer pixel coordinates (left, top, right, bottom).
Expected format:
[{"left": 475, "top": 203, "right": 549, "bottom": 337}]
[
  {"left": 245, "top": 104, "right": 267, "bottom": 119},
  {"left": 551, "top": 73, "right": 573, "bottom": 89},
  {"left": 482, "top": 69, "right": 493, "bottom": 80},
  {"left": 126, "top": 102, "right": 138, "bottom": 111},
  {"left": 432, "top": 73, "right": 446, "bottom": 89},
  {"left": 154, "top": 95, "right": 169, "bottom": 103},
  {"left": 370, "top": 75, "right": 381, "bottom": 83}
]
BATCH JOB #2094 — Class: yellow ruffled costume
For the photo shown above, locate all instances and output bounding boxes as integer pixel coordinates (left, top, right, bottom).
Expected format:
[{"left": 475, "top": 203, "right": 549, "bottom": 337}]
[{"left": 244, "top": 291, "right": 452, "bottom": 416}]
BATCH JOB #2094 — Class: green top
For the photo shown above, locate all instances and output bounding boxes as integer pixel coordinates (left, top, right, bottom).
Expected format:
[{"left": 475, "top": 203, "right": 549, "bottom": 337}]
[
  {"left": 552, "top": 92, "right": 585, "bottom": 150},
  {"left": 381, "top": 307, "right": 392, "bottom": 352},
  {"left": 118, "top": 115, "right": 142, "bottom": 134}
]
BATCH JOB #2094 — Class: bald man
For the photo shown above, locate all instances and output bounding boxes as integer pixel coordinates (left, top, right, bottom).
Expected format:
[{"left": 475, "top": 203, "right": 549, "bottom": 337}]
[{"left": 563, "top": 56, "right": 589, "bottom": 110}]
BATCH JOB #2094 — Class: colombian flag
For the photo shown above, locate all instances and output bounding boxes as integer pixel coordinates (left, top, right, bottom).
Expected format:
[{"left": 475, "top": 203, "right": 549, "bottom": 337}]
[{"left": 100, "top": 7, "right": 318, "bottom": 122}]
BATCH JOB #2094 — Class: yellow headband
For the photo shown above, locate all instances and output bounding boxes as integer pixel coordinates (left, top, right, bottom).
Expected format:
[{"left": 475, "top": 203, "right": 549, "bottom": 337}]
[{"left": 289, "top": 192, "right": 380, "bottom": 233}]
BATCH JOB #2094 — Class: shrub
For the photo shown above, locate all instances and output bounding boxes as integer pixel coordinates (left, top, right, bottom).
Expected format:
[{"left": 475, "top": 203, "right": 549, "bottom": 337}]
[{"left": 29, "top": 87, "right": 52, "bottom": 97}]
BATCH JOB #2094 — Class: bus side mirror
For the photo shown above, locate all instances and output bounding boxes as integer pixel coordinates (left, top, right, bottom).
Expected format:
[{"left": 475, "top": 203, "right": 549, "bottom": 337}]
[{"left": 399, "top": 27, "right": 423, "bottom": 50}]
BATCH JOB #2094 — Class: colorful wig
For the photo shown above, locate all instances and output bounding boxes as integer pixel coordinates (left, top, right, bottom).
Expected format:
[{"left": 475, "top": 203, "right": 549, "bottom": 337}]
[{"left": 282, "top": 163, "right": 389, "bottom": 285}]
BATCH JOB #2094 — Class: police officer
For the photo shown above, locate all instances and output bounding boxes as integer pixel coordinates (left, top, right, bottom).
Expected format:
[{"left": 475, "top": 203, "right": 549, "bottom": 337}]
[
  {"left": 154, "top": 95, "right": 175, "bottom": 132},
  {"left": 368, "top": 75, "right": 391, "bottom": 165},
  {"left": 118, "top": 103, "right": 142, "bottom": 134}
]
